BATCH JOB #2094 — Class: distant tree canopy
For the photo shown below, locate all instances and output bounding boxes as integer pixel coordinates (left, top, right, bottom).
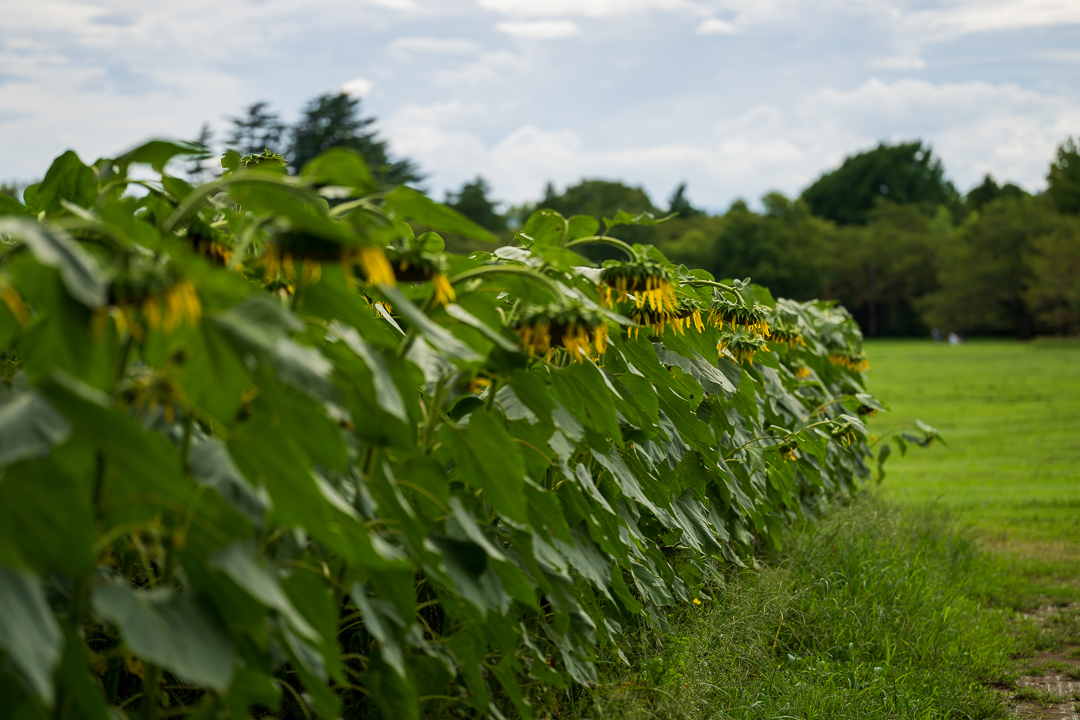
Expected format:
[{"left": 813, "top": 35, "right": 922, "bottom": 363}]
[
  {"left": 964, "top": 174, "right": 1028, "bottom": 214},
  {"left": 538, "top": 179, "right": 658, "bottom": 221},
  {"left": 801, "top": 141, "right": 959, "bottom": 225},
  {"left": 1047, "top": 137, "right": 1080, "bottom": 215},
  {"left": 445, "top": 176, "right": 506, "bottom": 231},
  {"left": 289, "top": 93, "right": 422, "bottom": 187}
]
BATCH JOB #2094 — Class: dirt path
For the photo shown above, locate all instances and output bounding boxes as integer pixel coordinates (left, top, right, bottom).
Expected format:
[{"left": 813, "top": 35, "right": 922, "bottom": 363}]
[{"left": 1006, "top": 607, "right": 1080, "bottom": 720}]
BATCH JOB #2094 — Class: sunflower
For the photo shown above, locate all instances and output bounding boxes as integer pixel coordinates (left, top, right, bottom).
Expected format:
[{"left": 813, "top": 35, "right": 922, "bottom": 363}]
[
  {"left": 104, "top": 261, "right": 201, "bottom": 341},
  {"left": 386, "top": 247, "right": 456, "bottom": 306},
  {"left": 118, "top": 366, "right": 187, "bottom": 424},
  {"left": 829, "top": 420, "right": 860, "bottom": 447},
  {"left": 597, "top": 258, "right": 678, "bottom": 313},
  {"left": 628, "top": 295, "right": 711, "bottom": 338},
  {"left": 793, "top": 365, "right": 812, "bottom": 379},
  {"left": 710, "top": 299, "right": 771, "bottom": 338},
  {"left": 261, "top": 232, "right": 395, "bottom": 289},
  {"left": 717, "top": 328, "right": 769, "bottom": 365},
  {"left": 856, "top": 404, "right": 877, "bottom": 418},
  {"left": 778, "top": 439, "right": 799, "bottom": 462},
  {"left": 767, "top": 319, "right": 804, "bottom": 349},
  {"left": 828, "top": 350, "right": 869, "bottom": 372},
  {"left": 512, "top": 303, "right": 609, "bottom": 363}
]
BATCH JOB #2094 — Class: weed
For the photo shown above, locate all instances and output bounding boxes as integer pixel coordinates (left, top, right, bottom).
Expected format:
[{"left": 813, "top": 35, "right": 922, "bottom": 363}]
[{"left": 1013, "top": 686, "right": 1060, "bottom": 708}]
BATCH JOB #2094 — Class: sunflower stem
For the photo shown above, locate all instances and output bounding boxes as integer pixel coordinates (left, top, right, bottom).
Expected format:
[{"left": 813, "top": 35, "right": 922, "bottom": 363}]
[
  {"left": 683, "top": 279, "right": 738, "bottom": 293},
  {"left": 564, "top": 235, "right": 635, "bottom": 258},
  {"left": 447, "top": 265, "right": 567, "bottom": 299}
]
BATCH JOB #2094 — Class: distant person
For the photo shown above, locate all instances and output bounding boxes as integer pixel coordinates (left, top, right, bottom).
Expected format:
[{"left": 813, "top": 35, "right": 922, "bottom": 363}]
[
  {"left": 932, "top": 328, "right": 942, "bottom": 342},
  {"left": 948, "top": 332, "right": 961, "bottom": 345}
]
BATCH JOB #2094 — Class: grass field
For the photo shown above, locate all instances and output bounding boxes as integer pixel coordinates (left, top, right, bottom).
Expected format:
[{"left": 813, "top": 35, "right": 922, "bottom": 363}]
[{"left": 864, "top": 339, "right": 1080, "bottom": 594}]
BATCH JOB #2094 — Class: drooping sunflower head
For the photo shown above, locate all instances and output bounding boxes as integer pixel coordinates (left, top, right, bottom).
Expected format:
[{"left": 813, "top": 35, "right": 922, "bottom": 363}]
[
  {"left": 106, "top": 258, "right": 201, "bottom": 340},
  {"left": 710, "top": 298, "right": 771, "bottom": 338},
  {"left": 767, "top": 309, "right": 804, "bottom": 349},
  {"left": 828, "top": 350, "right": 869, "bottom": 372},
  {"left": 793, "top": 364, "right": 812, "bottom": 379},
  {"left": 512, "top": 303, "right": 610, "bottom": 363},
  {"left": 829, "top": 419, "right": 861, "bottom": 448},
  {"left": 628, "top": 295, "right": 709, "bottom": 338},
  {"left": 261, "top": 231, "right": 340, "bottom": 286},
  {"left": 778, "top": 439, "right": 799, "bottom": 462},
  {"left": 385, "top": 247, "right": 455, "bottom": 305},
  {"left": 717, "top": 328, "right": 769, "bottom": 365},
  {"left": 597, "top": 258, "right": 677, "bottom": 313}
]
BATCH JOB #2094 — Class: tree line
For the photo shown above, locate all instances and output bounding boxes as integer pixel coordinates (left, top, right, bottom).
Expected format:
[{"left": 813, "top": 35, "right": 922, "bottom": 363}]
[{"left": 6, "top": 93, "right": 1078, "bottom": 338}]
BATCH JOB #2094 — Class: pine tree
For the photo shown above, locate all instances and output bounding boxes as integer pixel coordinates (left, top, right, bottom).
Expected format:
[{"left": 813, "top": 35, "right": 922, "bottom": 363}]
[{"left": 288, "top": 93, "right": 422, "bottom": 187}]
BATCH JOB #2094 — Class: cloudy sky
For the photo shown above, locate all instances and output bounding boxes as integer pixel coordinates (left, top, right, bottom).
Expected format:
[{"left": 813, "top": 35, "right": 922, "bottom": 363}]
[{"left": 2, "top": 0, "right": 1079, "bottom": 212}]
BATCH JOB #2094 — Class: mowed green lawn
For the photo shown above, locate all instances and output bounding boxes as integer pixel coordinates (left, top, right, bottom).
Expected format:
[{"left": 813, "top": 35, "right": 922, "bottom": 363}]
[{"left": 863, "top": 339, "right": 1080, "bottom": 560}]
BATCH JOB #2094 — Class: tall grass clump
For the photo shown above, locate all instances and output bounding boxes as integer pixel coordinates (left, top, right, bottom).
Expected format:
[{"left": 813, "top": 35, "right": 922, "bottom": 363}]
[{"left": 542, "top": 499, "right": 1013, "bottom": 720}]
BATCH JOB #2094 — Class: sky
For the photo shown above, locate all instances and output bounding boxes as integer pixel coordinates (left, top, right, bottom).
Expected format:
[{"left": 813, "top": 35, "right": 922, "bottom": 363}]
[{"left": 2, "top": 0, "right": 1079, "bottom": 213}]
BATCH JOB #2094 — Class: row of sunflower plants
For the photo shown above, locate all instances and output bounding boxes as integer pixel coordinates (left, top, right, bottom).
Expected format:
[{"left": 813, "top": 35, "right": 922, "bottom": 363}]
[{"left": 0, "top": 142, "right": 937, "bottom": 720}]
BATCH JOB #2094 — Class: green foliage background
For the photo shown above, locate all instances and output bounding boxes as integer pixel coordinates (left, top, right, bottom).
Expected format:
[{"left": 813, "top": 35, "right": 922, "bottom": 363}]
[{"left": 0, "top": 141, "right": 935, "bottom": 720}]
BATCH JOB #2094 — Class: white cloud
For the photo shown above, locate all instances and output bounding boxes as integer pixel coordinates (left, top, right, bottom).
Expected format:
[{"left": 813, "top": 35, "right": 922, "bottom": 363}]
[
  {"left": 496, "top": 20, "right": 581, "bottom": 38},
  {"left": 478, "top": 0, "right": 704, "bottom": 18},
  {"left": 433, "top": 49, "right": 530, "bottom": 84},
  {"left": 912, "top": 0, "right": 1080, "bottom": 40},
  {"left": 696, "top": 17, "right": 736, "bottom": 34},
  {"left": 387, "top": 36, "right": 483, "bottom": 60},
  {"left": 870, "top": 53, "right": 926, "bottom": 70},
  {"left": 382, "top": 79, "right": 1080, "bottom": 211},
  {"left": 341, "top": 77, "right": 375, "bottom": 97}
]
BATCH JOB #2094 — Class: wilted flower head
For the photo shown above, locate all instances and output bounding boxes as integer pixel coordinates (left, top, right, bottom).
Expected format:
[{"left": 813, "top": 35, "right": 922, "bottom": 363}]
[
  {"left": 717, "top": 328, "right": 769, "bottom": 365},
  {"left": 598, "top": 258, "right": 677, "bottom": 313},
  {"left": 512, "top": 303, "right": 610, "bottom": 363},
  {"left": 104, "top": 258, "right": 201, "bottom": 340},
  {"left": 710, "top": 299, "right": 771, "bottom": 337},
  {"left": 629, "top": 296, "right": 710, "bottom": 338},
  {"left": 261, "top": 232, "right": 395, "bottom": 289},
  {"left": 829, "top": 420, "right": 861, "bottom": 447},
  {"left": 767, "top": 316, "right": 804, "bottom": 349},
  {"left": 386, "top": 247, "right": 455, "bottom": 306},
  {"left": 828, "top": 350, "right": 869, "bottom": 372}
]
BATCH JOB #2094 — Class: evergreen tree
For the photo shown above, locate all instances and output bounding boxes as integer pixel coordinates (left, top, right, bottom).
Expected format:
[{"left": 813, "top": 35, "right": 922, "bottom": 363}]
[
  {"left": 226, "top": 101, "right": 287, "bottom": 157},
  {"left": 668, "top": 182, "right": 704, "bottom": 217},
  {"left": 445, "top": 177, "right": 506, "bottom": 231},
  {"left": 186, "top": 123, "right": 214, "bottom": 183},
  {"left": 288, "top": 93, "right": 422, "bottom": 187}
]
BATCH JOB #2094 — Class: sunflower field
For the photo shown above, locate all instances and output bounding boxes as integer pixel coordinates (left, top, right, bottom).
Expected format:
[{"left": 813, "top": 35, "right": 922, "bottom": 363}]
[{"left": 0, "top": 142, "right": 937, "bottom": 719}]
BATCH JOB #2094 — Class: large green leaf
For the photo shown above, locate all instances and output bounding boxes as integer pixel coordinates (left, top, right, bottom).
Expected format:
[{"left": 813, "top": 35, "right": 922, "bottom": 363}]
[
  {"left": 91, "top": 585, "right": 237, "bottom": 691},
  {"left": 0, "top": 390, "right": 71, "bottom": 467},
  {"left": 330, "top": 322, "right": 407, "bottom": 421},
  {"left": 447, "top": 409, "right": 527, "bottom": 523},
  {"left": 379, "top": 286, "right": 483, "bottom": 364},
  {"left": 0, "top": 461, "right": 94, "bottom": 578},
  {"left": 114, "top": 139, "right": 206, "bottom": 174},
  {"left": 301, "top": 147, "right": 376, "bottom": 193},
  {"left": 33, "top": 151, "right": 96, "bottom": 215},
  {"left": 0, "top": 219, "right": 108, "bottom": 308},
  {"left": 0, "top": 566, "right": 61, "bottom": 705},
  {"left": 187, "top": 434, "right": 269, "bottom": 527},
  {"left": 385, "top": 186, "right": 494, "bottom": 242},
  {"left": 0, "top": 194, "right": 31, "bottom": 217}
]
